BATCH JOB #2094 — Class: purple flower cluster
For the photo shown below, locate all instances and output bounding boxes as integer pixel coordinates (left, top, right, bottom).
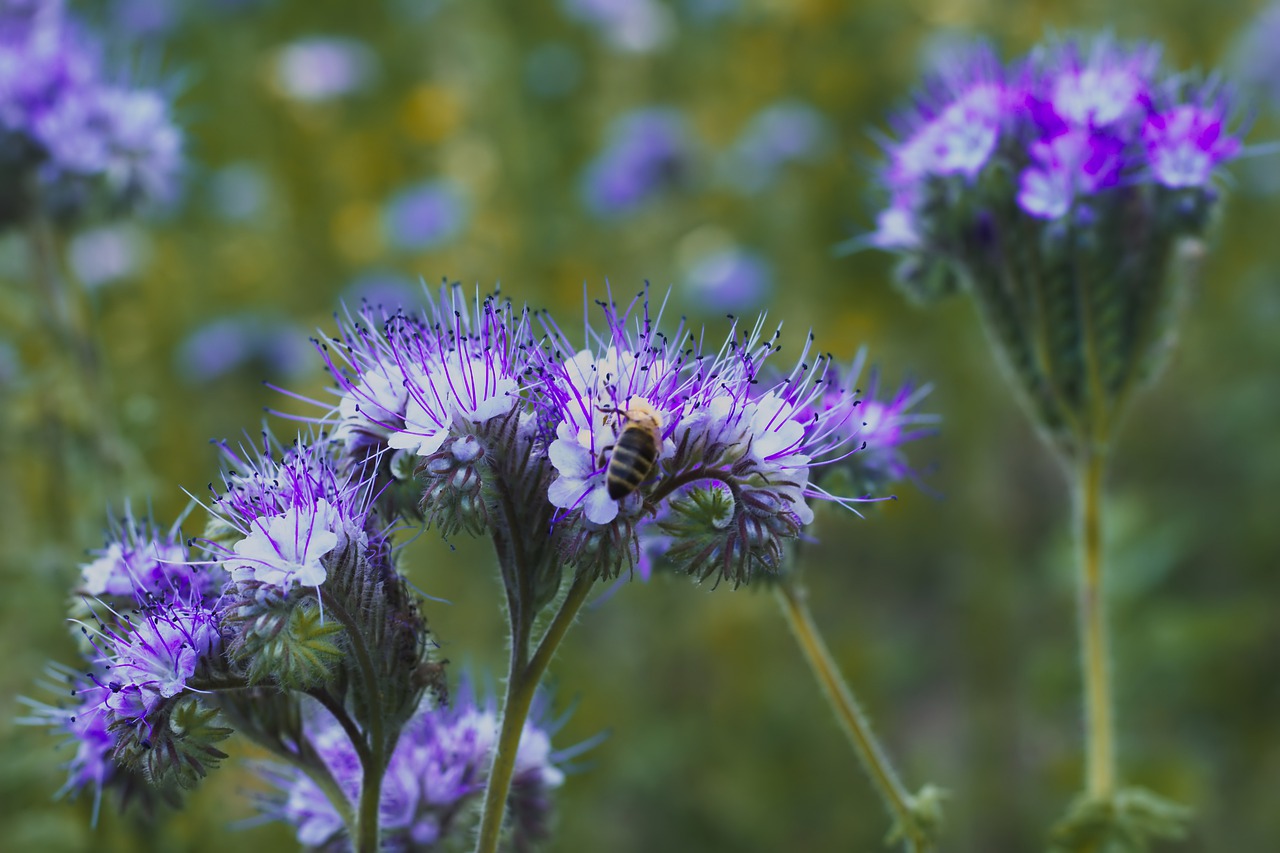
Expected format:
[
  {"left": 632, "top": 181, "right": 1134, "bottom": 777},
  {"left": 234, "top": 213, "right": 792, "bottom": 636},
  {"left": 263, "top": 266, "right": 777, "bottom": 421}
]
[
  {"left": 873, "top": 37, "right": 1240, "bottom": 248},
  {"left": 24, "top": 510, "right": 226, "bottom": 806},
  {"left": 307, "top": 285, "right": 873, "bottom": 584},
  {"left": 257, "top": 682, "right": 565, "bottom": 851},
  {"left": 0, "top": 0, "right": 182, "bottom": 223}
]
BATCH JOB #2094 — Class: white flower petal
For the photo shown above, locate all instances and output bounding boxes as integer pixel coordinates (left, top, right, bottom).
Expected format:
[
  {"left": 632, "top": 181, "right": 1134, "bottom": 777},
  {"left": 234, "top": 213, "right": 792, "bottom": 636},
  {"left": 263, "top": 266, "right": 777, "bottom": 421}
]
[{"left": 583, "top": 484, "right": 619, "bottom": 524}]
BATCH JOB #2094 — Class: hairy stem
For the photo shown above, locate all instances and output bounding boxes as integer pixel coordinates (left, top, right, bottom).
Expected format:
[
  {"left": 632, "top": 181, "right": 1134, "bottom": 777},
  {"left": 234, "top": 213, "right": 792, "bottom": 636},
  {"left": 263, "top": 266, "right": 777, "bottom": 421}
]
[
  {"left": 1077, "top": 451, "right": 1115, "bottom": 798},
  {"left": 776, "top": 578, "right": 929, "bottom": 852},
  {"left": 473, "top": 572, "right": 594, "bottom": 853},
  {"left": 318, "top": 589, "right": 386, "bottom": 851}
]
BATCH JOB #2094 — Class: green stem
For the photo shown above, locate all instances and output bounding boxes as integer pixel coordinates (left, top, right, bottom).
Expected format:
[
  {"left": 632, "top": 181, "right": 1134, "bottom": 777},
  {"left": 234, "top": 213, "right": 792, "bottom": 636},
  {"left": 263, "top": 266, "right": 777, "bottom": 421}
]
[
  {"left": 318, "top": 590, "right": 386, "bottom": 851},
  {"left": 776, "top": 578, "right": 927, "bottom": 853},
  {"left": 1076, "top": 451, "right": 1115, "bottom": 799},
  {"left": 473, "top": 572, "right": 594, "bottom": 853}
]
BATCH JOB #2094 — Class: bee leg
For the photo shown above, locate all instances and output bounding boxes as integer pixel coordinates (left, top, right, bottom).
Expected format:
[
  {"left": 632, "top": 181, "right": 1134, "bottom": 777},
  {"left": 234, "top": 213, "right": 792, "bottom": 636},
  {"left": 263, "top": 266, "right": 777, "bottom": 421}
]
[{"left": 597, "top": 444, "right": 614, "bottom": 470}]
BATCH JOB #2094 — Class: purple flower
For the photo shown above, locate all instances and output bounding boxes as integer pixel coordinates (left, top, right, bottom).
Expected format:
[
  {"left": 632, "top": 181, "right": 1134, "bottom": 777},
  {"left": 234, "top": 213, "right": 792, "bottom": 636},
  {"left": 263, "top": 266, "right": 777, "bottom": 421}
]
[
  {"left": 257, "top": 678, "right": 567, "bottom": 850},
  {"left": 1038, "top": 39, "right": 1157, "bottom": 130},
  {"left": 580, "top": 108, "right": 693, "bottom": 216},
  {"left": 78, "top": 601, "right": 222, "bottom": 727},
  {"left": 19, "top": 665, "right": 118, "bottom": 817},
  {"left": 313, "top": 286, "right": 533, "bottom": 463},
  {"left": 1017, "top": 129, "right": 1125, "bottom": 219},
  {"left": 0, "top": 0, "right": 183, "bottom": 216},
  {"left": 381, "top": 180, "right": 468, "bottom": 251},
  {"left": 540, "top": 293, "right": 867, "bottom": 531},
  {"left": 78, "top": 508, "right": 209, "bottom": 601},
  {"left": 1143, "top": 102, "right": 1240, "bottom": 189},
  {"left": 206, "top": 437, "right": 374, "bottom": 595},
  {"left": 812, "top": 351, "right": 938, "bottom": 492},
  {"left": 888, "top": 44, "right": 1012, "bottom": 187},
  {"left": 870, "top": 34, "right": 1242, "bottom": 236},
  {"left": 175, "top": 315, "right": 313, "bottom": 383}
]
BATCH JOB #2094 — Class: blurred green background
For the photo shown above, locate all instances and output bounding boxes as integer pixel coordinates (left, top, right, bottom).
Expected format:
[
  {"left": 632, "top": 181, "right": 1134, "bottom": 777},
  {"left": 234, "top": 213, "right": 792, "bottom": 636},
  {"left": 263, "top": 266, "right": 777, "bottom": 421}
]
[{"left": 2, "top": 0, "right": 1278, "bottom": 850}]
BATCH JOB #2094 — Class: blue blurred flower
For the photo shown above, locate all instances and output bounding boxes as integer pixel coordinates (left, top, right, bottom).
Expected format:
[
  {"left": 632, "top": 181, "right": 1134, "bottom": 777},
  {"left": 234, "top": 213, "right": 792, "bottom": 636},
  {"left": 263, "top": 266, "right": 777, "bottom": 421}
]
[
  {"left": 175, "top": 315, "right": 312, "bottom": 383},
  {"left": 722, "top": 100, "right": 831, "bottom": 193},
  {"left": 255, "top": 679, "right": 567, "bottom": 851},
  {"left": 67, "top": 223, "right": 151, "bottom": 288},
  {"left": 560, "top": 0, "right": 674, "bottom": 53},
  {"left": 683, "top": 244, "right": 772, "bottom": 311},
  {"left": 380, "top": 180, "right": 468, "bottom": 252},
  {"left": 580, "top": 108, "right": 693, "bottom": 217},
  {"left": 341, "top": 269, "right": 421, "bottom": 311},
  {"left": 270, "top": 36, "right": 376, "bottom": 103},
  {"left": 207, "top": 161, "right": 272, "bottom": 222}
]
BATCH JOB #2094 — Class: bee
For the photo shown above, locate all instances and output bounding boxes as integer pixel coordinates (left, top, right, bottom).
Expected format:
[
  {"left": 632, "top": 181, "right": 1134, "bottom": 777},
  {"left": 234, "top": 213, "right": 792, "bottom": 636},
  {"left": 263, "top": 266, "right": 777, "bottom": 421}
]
[{"left": 598, "top": 397, "right": 663, "bottom": 500}]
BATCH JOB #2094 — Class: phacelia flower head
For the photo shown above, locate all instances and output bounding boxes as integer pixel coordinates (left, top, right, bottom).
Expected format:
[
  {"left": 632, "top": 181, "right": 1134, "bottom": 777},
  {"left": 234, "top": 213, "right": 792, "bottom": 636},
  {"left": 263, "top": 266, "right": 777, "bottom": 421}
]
[
  {"left": 78, "top": 507, "right": 211, "bottom": 602},
  {"left": 867, "top": 33, "right": 1243, "bottom": 460},
  {"left": 77, "top": 598, "right": 223, "bottom": 729},
  {"left": 312, "top": 285, "right": 534, "bottom": 467},
  {"left": 580, "top": 108, "right": 694, "bottom": 217},
  {"left": 206, "top": 435, "right": 375, "bottom": 596},
  {"left": 256, "top": 677, "right": 567, "bottom": 851},
  {"left": 538, "top": 289, "right": 870, "bottom": 584}
]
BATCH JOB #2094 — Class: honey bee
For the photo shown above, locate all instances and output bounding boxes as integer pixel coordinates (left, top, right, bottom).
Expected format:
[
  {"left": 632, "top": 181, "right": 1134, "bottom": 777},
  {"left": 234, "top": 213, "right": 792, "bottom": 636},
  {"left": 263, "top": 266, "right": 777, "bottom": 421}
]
[{"left": 598, "top": 397, "right": 663, "bottom": 500}]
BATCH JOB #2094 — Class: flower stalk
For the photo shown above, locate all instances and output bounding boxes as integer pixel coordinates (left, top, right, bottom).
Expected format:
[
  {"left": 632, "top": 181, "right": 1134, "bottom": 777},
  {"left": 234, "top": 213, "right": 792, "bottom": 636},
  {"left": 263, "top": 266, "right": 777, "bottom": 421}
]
[
  {"left": 474, "top": 571, "right": 594, "bottom": 853},
  {"left": 1076, "top": 451, "right": 1114, "bottom": 799},
  {"left": 776, "top": 577, "right": 934, "bottom": 852}
]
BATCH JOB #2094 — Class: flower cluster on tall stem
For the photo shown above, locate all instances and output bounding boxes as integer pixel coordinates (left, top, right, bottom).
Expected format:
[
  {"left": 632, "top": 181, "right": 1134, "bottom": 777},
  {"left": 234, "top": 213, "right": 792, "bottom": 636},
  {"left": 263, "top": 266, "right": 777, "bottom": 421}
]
[{"left": 867, "top": 33, "right": 1238, "bottom": 849}]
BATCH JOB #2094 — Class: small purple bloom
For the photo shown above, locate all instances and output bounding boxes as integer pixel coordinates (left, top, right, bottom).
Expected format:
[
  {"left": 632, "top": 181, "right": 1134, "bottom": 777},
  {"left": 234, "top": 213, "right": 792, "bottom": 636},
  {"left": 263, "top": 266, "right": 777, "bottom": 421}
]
[
  {"left": 1017, "top": 129, "right": 1125, "bottom": 219},
  {"left": 206, "top": 437, "right": 375, "bottom": 595},
  {"left": 1040, "top": 39, "right": 1157, "bottom": 129},
  {"left": 381, "top": 180, "right": 468, "bottom": 251},
  {"left": 19, "top": 665, "right": 118, "bottom": 818},
  {"left": 580, "top": 108, "right": 693, "bottom": 216},
  {"left": 78, "top": 508, "right": 208, "bottom": 601},
  {"left": 1143, "top": 103, "right": 1240, "bottom": 189},
  {"left": 311, "top": 286, "right": 532, "bottom": 463},
  {"left": 79, "top": 601, "right": 222, "bottom": 727}
]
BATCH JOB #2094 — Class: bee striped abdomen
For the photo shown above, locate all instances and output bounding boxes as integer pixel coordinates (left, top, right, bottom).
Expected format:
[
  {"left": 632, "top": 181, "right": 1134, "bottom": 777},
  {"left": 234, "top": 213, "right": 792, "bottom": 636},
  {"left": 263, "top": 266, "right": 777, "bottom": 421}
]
[{"left": 606, "top": 426, "right": 658, "bottom": 500}]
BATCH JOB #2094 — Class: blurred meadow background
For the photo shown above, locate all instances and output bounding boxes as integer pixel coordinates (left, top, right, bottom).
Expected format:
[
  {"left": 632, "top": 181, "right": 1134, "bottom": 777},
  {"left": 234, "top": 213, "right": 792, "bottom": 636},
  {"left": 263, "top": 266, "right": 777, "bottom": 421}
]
[{"left": 2, "top": 0, "right": 1279, "bottom": 850}]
